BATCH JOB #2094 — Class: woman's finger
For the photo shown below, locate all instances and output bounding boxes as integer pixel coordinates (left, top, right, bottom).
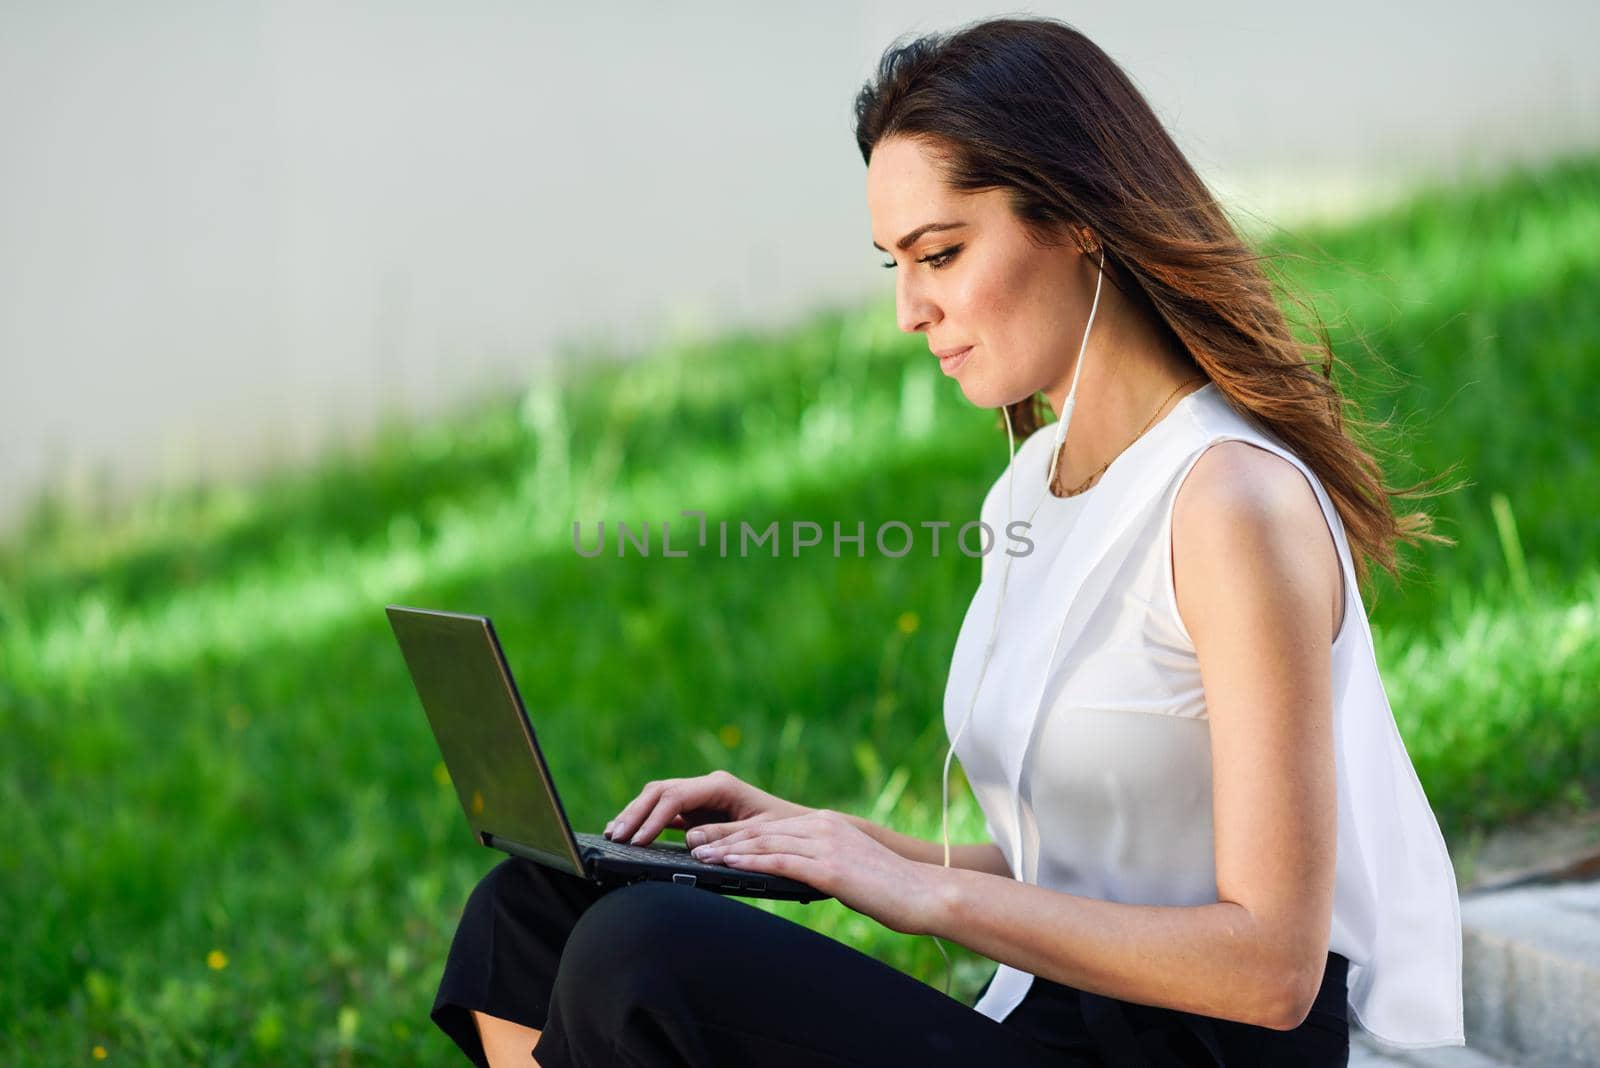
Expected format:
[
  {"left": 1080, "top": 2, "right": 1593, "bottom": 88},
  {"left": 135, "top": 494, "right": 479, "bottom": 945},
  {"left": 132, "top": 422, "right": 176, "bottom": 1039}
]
[
  {"left": 685, "top": 813, "right": 782, "bottom": 847},
  {"left": 683, "top": 823, "right": 724, "bottom": 846},
  {"left": 630, "top": 785, "right": 703, "bottom": 845},
  {"left": 720, "top": 846, "right": 810, "bottom": 881},
  {"left": 707, "top": 810, "right": 824, "bottom": 848},
  {"left": 695, "top": 831, "right": 819, "bottom": 862},
  {"left": 607, "top": 781, "right": 668, "bottom": 840},
  {"left": 609, "top": 778, "right": 738, "bottom": 842},
  {"left": 684, "top": 817, "right": 755, "bottom": 846}
]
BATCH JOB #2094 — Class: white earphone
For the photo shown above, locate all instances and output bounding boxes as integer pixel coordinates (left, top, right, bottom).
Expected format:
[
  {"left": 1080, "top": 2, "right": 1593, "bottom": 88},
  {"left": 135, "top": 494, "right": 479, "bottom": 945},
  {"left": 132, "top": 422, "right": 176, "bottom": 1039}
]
[{"left": 930, "top": 245, "right": 1106, "bottom": 996}]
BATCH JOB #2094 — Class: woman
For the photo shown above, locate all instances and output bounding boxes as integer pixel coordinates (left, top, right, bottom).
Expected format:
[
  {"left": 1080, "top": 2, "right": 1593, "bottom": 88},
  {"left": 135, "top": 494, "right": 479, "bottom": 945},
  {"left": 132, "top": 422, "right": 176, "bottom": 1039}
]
[{"left": 432, "top": 16, "right": 1466, "bottom": 1066}]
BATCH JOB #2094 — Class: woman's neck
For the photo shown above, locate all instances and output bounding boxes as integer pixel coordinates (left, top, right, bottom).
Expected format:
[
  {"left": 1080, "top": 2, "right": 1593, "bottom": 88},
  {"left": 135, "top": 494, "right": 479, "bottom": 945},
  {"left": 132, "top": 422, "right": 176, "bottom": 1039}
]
[{"left": 1041, "top": 285, "right": 1202, "bottom": 495}]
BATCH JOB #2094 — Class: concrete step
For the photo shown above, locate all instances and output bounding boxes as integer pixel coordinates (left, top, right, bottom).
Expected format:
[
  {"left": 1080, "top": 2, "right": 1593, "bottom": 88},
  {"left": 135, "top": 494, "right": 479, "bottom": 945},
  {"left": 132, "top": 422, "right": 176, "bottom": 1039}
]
[
  {"left": 1350, "top": 1024, "right": 1520, "bottom": 1067},
  {"left": 1453, "top": 876, "right": 1600, "bottom": 1067},
  {"left": 1343, "top": 876, "right": 1600, "bottom": 1067}
]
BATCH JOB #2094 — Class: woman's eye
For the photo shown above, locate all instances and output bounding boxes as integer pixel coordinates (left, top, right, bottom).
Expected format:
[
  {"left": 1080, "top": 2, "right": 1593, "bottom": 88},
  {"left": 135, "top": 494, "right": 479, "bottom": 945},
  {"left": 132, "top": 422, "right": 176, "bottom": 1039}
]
[{"left": 880, "top": 245, "right": 962, "bottom": 270}]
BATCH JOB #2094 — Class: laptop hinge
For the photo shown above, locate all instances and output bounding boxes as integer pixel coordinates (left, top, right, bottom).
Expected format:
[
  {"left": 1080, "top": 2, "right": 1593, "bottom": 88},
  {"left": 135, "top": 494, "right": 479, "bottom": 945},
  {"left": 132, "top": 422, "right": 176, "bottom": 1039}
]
[{"left": 481, "top": 832, "right": 585, "bottom": 876}]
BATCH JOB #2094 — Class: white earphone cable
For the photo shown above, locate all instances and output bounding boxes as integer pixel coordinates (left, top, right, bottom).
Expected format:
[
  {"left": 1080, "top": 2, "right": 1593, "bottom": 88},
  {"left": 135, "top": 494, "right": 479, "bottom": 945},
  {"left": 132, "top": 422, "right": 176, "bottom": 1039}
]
[{"left": 931, "top": 248, "right": 1105, "bottom": 997}]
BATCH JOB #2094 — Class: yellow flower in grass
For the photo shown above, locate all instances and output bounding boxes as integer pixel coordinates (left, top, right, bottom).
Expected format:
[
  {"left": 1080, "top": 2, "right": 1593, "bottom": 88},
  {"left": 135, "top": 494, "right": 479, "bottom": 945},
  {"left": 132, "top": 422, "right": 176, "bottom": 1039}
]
[
  {"left": 92, "top": 1046, "right": 108, "bottom": 1060},
  {"left": 897, "top": 611, "right": 919, "bottom": 635},
  {"left": 207, "top": 949, "right": 228, "bottom": 971}
]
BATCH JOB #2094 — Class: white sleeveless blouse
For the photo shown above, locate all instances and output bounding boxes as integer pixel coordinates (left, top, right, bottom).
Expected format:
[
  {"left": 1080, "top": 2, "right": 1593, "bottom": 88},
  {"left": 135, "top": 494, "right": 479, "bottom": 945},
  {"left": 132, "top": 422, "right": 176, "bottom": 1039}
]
[{"left": 943, "top": 382, "right": 1465, "bottom": 1049}]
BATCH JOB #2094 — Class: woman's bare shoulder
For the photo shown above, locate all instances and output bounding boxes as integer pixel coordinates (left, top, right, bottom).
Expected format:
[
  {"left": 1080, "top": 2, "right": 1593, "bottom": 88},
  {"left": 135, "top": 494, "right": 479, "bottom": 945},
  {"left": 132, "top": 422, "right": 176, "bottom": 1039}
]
[{"left": 1171, "top": 440, "right": 1344, "bottom": 644}]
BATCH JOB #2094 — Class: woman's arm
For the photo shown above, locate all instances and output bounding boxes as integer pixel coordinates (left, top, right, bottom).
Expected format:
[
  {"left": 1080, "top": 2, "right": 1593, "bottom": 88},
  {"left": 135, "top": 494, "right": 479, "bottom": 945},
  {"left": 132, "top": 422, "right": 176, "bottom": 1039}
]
[{"left": 839, "top": 813, "right": 1013, "bottom": 878}]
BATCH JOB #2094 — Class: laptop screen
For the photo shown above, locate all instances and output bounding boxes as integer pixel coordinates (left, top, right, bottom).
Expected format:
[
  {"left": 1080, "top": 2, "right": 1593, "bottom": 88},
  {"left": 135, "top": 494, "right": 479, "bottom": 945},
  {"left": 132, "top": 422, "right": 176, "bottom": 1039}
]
[{"left": 386, "top": 606, "right": 583, "bottom": 874}]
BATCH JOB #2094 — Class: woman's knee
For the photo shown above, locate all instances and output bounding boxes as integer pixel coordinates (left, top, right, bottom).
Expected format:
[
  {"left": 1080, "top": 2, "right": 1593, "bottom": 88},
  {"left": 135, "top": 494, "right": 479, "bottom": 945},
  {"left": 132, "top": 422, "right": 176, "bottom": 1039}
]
[{"left": 554, "top": 881, "right": 724, "bottom": 1005}]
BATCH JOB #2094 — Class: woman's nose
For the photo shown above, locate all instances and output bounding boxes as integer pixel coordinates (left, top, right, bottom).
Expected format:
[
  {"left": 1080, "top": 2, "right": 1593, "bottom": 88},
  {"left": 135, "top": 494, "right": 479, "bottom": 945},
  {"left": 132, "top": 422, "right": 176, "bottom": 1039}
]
[{"left": 896, "top": 275, "right": 939, "bottom": 334}]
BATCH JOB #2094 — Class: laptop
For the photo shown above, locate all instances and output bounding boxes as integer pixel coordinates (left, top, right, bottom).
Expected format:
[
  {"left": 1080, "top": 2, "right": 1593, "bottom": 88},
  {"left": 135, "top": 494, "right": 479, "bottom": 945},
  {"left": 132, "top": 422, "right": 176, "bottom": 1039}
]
[{"left": 385, "top": 605, "right": 829, "bottom": 903}]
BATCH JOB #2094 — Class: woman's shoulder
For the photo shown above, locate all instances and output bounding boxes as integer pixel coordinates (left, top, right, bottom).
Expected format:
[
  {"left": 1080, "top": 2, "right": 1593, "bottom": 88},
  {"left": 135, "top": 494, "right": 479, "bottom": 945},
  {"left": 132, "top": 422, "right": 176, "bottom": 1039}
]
[
  {"left": 1179, "top": 439, "right": 1316, "bottom": 509},
  {"left": 1172, "top": 386, "right": 1332, "bottom": 526},
  {"left": 1172, "top": 440, "right": 1346, "bottom": 646}
]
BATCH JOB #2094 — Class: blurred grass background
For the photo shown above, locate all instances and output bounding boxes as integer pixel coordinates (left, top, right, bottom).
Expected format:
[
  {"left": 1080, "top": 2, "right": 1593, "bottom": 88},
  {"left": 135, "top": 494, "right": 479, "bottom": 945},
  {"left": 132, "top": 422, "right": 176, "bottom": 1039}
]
[{"left": 3, "top": 151, "right": 1598, "bottom": 1064}]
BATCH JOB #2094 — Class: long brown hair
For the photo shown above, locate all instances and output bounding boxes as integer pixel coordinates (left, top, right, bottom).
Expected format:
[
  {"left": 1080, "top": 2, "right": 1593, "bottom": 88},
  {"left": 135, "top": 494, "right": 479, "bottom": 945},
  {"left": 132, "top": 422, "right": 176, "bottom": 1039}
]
[{"left": 853, "top": 15, "right": 1458, "bottom": 594}]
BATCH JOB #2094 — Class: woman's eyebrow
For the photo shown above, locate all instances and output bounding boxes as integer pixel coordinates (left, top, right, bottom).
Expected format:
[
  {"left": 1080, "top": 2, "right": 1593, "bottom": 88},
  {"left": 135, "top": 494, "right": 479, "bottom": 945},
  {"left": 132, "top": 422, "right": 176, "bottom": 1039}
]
[{"left": 871, "top": 220, "right": 968, "bottom": 253}]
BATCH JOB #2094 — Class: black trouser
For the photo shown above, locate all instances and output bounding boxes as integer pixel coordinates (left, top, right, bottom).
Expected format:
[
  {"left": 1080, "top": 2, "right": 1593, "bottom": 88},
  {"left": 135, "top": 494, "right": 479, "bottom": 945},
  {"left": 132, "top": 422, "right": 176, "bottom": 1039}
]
[{"left": 432, "top": 857, "right": 1350, "bottom": 1067}]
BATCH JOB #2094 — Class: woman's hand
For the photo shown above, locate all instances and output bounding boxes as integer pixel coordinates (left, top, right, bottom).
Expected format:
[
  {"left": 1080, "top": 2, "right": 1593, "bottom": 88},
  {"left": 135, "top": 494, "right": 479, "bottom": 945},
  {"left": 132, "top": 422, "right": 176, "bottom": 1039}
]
[
  {"left": 685, "top": 809, "right": 946, "bottom": 936},
  {"left": 606, "top": 769, "right": 812, "bottom": 847}
]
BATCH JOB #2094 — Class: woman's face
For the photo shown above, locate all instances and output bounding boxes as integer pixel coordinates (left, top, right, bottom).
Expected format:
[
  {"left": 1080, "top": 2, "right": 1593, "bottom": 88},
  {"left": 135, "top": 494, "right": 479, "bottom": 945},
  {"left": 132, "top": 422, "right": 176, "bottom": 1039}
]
[{"left": 866, "top": 135, "right": 1096, "bottom": 410}]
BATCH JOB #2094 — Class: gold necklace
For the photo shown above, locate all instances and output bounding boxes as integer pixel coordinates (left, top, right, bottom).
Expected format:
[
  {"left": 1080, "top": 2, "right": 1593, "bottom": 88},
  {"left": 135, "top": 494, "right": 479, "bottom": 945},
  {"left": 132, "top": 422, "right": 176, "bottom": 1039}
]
[{"left": 1051, "top": 377, "right": 1206, "bottom": 498}]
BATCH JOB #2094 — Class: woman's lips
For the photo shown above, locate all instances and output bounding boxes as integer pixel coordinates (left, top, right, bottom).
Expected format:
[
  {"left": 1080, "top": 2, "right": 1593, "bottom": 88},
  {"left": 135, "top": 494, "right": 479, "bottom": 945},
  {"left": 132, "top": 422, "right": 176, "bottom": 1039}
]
[{"left": 938, "top": 346, "right": 973, "bottom": 375}]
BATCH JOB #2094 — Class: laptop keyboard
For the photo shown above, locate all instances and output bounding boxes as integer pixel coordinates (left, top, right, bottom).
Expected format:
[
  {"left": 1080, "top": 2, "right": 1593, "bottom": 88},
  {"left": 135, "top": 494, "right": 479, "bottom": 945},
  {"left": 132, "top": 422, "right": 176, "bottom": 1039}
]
[{"left": 576, "top": 831, "right": 702, "bottom": 864}]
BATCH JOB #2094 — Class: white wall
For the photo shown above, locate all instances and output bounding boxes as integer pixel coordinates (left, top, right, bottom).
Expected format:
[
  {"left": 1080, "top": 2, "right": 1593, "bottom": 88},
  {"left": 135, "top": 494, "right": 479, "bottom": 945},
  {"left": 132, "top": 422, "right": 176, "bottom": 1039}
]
[{"left": 3, "top": 1, "right": 1596, "bottom": 534}]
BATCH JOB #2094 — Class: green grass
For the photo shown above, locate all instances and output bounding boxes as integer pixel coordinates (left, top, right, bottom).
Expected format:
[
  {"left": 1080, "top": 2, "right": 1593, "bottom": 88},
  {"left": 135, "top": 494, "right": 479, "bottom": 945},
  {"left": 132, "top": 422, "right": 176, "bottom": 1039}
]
[{"left": 3, "top": 151, "right": 1599, "bottom": 1064}]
